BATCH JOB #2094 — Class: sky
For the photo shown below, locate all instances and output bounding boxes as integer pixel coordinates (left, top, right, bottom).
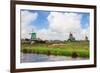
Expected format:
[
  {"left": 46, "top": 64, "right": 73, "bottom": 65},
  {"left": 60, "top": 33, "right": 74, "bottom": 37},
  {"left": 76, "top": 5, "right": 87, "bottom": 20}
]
[{"left": 21, "top": 9, "right": 90, "bottom": 41}]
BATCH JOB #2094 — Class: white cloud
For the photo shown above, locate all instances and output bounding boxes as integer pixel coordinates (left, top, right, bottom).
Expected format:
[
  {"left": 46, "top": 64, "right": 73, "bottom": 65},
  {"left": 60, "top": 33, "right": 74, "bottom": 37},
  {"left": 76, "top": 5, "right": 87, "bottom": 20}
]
[
  {"left": 47, "top": 12, "right": 81, "bottom": 33},
  {"left": 21, "top": 10, "right": 38, "bottom": 39},
  {"left": 36, "top": 29, "right": 67, "bottom": 41}
]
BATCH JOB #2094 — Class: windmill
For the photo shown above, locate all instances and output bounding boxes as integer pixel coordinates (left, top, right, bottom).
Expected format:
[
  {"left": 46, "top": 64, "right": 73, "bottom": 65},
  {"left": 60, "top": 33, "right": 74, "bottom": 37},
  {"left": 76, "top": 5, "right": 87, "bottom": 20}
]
[
  {"left": 67, "top": 31, "right": 76, "bottom": 42},
  {"left": 85, "top": 35, "right": 88, "bottom": 41},
  {"left": 29, "top": 29, "right": 37, "bottom": 44}
]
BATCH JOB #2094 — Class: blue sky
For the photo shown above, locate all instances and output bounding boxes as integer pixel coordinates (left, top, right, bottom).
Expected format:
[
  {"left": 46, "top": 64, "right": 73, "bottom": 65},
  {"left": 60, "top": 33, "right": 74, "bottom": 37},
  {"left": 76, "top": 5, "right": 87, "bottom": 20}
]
[{"left": 21, "top": 9, "right": 90, "bottom": 40}]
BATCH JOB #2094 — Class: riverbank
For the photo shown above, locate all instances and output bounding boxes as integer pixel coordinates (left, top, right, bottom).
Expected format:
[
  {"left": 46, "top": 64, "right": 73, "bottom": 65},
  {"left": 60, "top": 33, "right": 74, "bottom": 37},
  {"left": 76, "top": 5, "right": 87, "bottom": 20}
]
[{"left": 21, "top": 41, "right": 89, "bottom": 58}]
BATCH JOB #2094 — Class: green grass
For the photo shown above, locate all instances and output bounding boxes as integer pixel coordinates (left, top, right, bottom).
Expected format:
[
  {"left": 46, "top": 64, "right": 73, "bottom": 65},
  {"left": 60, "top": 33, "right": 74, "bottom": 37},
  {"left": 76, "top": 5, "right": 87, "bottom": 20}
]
[{"left": 21, "top": 41, "right": 89, "bottom": 58}]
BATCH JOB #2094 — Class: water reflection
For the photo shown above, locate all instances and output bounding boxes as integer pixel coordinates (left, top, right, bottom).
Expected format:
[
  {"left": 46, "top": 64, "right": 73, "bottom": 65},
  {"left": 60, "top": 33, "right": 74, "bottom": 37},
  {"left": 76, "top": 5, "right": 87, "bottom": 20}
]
[{"left": 21, "top": 53, "right": 88, "bottom": 63}]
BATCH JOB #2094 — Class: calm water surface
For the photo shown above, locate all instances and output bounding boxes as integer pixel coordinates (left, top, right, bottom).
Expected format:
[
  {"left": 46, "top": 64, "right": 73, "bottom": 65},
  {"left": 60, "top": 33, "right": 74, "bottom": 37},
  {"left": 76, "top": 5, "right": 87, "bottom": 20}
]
[{"left": 21, "top": 53, "right": 88, "bottom": 63}]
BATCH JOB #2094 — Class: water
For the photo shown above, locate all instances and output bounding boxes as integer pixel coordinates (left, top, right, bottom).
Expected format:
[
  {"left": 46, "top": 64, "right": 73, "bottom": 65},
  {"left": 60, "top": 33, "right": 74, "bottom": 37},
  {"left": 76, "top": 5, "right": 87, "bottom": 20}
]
[{"left": 21, "top": 53, "right": 88, "bottom": 63}]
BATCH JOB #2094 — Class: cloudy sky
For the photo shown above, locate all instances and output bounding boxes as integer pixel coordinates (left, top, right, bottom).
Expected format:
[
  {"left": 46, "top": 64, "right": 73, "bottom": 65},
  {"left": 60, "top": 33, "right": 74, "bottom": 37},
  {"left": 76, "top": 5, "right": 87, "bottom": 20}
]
[{"left": 21, "top": 9, "right": 90, "bottom": 41}]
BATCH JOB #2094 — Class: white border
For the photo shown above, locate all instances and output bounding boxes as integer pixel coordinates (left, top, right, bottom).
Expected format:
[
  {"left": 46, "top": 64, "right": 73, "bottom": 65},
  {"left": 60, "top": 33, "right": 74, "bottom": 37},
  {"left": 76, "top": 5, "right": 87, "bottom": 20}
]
[{"left": 16, "top": 4, "right": 94, "bottom": 69}]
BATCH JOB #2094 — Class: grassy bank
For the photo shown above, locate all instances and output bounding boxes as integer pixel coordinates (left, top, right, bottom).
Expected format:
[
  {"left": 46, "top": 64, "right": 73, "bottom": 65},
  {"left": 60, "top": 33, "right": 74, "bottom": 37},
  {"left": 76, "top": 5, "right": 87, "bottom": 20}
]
[{"left": 21, "top": 41, "right": 89, "bottom": 58}]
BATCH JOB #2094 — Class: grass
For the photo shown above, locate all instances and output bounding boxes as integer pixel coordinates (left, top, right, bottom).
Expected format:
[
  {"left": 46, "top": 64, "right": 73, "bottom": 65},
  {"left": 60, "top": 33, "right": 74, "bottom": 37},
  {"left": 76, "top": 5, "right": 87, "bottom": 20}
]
[{"left": 21, "top": 41, "right": 89, "bottom": 58}]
